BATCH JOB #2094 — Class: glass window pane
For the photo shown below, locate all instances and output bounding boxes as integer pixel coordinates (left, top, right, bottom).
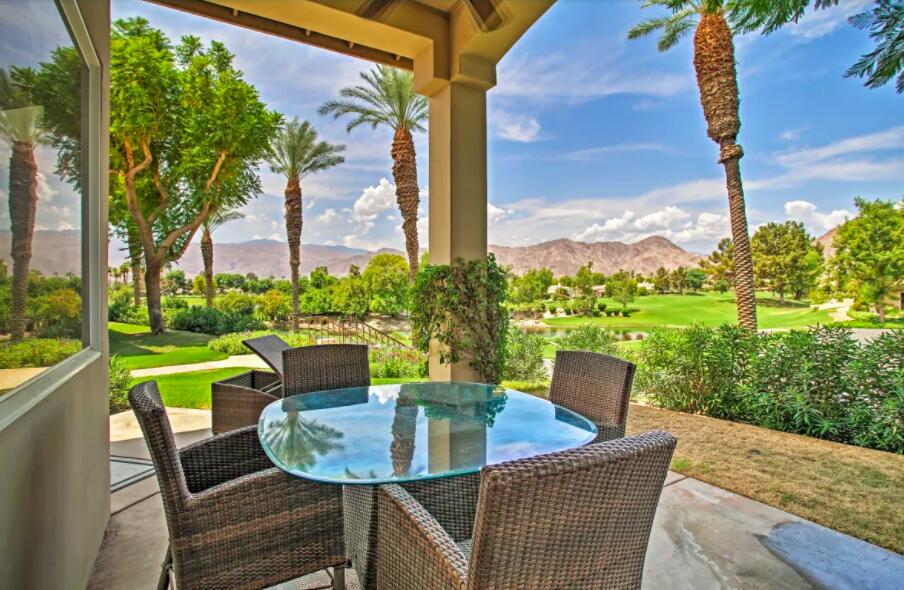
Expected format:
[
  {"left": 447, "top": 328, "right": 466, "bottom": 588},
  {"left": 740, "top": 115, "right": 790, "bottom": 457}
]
[{"left": 0, "top": 0, "right": 86, "bottom": 395}]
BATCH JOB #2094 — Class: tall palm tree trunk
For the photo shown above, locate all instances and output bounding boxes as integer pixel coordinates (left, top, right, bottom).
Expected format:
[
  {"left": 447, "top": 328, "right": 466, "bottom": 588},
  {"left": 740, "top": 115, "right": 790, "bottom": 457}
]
[
  {"left": 391, "top": 128, "right": 420, "bottom": 282},
  {"left": 694, "top": 12, "right": 757, "bottom": 330},
  {"left": 8, "top": 142, "right": 38, "bottom": 341},
  {"left": 201, "top": 227, "right": 214, "bottom": 308},
  {"left": 284, "top": 177, "right": 302, "bottom": 329},
  {"left": 127, "top": 224, "right": 143, "bottom": 306}
]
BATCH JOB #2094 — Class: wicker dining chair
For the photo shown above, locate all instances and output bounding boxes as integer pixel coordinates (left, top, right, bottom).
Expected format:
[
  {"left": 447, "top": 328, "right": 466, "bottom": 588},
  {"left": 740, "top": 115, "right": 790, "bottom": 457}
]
[
  {"left": 128, "top": 381, "right": 347, "bottom": 590},
  {"left": 375, "top": 430, "right": 677, "bottom": 590},
  {"left": 242, "top": 334, "right": 293, "bottom": 377},
  {"left": 549, "top": 350, "right": 637, "bottom": 441},
  {"left": 282, "top": 343, "right": 371, "bottom": 396},
  {"left": 211, "top": 370, "right": 282, "bottom": 434}
]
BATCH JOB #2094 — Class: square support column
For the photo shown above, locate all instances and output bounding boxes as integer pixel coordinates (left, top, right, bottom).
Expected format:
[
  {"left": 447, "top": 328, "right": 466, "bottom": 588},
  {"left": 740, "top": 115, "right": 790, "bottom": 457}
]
[{"left": 427, "top": 80, "right": 488, "bottom": 382}]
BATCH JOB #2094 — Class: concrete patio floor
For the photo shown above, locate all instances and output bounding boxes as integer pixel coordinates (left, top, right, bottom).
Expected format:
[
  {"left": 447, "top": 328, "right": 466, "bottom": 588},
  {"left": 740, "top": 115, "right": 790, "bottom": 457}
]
[{"left": 90, "top": 410, "right": 904, "bottom": 590}]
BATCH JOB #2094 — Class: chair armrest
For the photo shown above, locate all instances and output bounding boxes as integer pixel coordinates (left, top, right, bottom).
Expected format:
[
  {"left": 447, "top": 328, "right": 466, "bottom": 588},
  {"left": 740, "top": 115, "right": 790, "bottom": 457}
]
[
  {"left": 178, "top": 426, "right": 272, "bottom": 493},
  {"left": 376, "top": 484, "right": 468, "bottom": 590},
  {"left": 181, "top": 467, "right": 344, "bottom": 536}
]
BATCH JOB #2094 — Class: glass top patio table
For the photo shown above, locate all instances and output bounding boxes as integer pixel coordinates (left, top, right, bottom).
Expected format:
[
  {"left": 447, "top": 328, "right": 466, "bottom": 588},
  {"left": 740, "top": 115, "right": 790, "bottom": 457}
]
[{"left": 257, "top": 381, "right": 597, "bottom": 485}]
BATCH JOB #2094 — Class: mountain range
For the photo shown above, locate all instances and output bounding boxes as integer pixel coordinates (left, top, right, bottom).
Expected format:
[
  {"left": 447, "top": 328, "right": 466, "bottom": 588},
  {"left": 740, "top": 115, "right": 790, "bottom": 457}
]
[{"left": 2, "top": 230, "right": 704, "bottom": 278}]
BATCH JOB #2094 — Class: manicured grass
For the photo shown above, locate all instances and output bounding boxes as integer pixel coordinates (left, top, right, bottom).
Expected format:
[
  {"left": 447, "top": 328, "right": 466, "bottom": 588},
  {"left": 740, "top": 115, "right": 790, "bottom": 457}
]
[
  {"left": 544, "top": 292, "right": 834, "bottom": 330},
  {"left": 627, "top": 403, "right": 904, "bottom": 555},
  {"left": 109, "top": 322, "right": 227, "bottom": 370},
  {"left": 177, "top": 295, "right": 206, "bottom": 307},
  {"left": 133, "top": 367, "right": 428, "bottom": 410}
]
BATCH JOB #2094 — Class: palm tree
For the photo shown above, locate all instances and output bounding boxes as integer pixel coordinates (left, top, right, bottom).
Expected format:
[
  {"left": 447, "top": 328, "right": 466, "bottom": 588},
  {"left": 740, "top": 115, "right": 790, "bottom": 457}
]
[
  {"left": 390, "top": 385, "right": 418, "bottom": 477},
  {"left": 0, "top": 67, "right": 45, "bottom": 340},
  {"left": 268, "top": 118, "right": 345, "bottom": 329},
  {"left": 319, "top": 66, "right": 428, "bottom": 282},
  {"left": 629, "top": 0, "right": 758, "bottom": 329},
  {"left": 199, "top": 208, "right": 243, "bottom": 307}
]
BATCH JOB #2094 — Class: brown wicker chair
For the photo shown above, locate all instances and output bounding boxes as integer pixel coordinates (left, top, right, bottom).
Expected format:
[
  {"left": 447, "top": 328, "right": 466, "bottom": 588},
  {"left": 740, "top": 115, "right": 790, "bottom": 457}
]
[
  {"left": 242, "top": 334, "right": 292, "bottom": 377},
  {"left": 375, "top": 430, "right": 676, "bottom": 590},
  {"left": 211, "top": 370, "right": 281, "bottom": 434},
  {"left": 128, "top": 381, "right": 347, "bottom": 590},
  {"left": 549, "top": 350, "right": 636, "bottom": 441},
  {"left": 282, "top": 344, "right": 371, "bottom": 396}
]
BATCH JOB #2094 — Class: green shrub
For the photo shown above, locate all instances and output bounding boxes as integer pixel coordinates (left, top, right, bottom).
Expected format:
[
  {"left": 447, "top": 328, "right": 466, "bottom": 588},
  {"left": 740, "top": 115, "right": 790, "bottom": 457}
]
[
  {"left": 369, "top": 348, "right": 428, "bottom": 379},
  {"left": 207, "top": 330, "right": 315, "bottom": 355},
  {"left": 171, "top": 306, "right": 264, "bottom": 336},
  {"left": 0, "top": 338, "right": 81, "bottom": 368},
  {"left": 215, "top": 292, "right": 257, "bottom": 316},
  {"left": 108, "top": 355, "right": 132, "bottom": 414},
  {"left": 546, "top": 303, "right": 557, "bottom": 314},
  {"left": 29, "top": 288, "right": 81, "bottom": 338},
  {"left": 634, "top": 325, "right": 904, "bottom": 453},
  {"left": 503, "top": 327, "right": 548, "bottom": 383},
  {"left": 597, "top": 301, "right": 607, "bottom": 313},
  {"left": 554, "top": 324, "right": 618, "bottom": 356}
]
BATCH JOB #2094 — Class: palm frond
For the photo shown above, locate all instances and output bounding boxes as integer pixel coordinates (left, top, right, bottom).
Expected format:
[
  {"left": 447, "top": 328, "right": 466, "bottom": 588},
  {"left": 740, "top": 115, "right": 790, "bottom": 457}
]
[
  {"left": 267, "top": 116, "right": 344, "bottom": 182},
  {"left": 319, "top": 64, "right": 428, "bottom": 133},
  {"left": 843, "top": 0, "right": 904, "bottom": 94}
]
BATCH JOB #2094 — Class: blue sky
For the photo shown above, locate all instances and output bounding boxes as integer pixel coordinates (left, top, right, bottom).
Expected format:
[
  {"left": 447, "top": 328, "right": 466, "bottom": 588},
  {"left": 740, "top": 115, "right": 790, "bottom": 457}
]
[{"left": 3, "top": 0, "right": 901, "bottom": 256}]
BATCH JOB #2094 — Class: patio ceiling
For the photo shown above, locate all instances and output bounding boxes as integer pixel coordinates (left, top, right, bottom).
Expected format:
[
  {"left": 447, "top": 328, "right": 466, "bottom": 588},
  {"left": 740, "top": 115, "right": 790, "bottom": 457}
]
[{"left": 147, "top": 0, "right": 553, "bottom": 93}]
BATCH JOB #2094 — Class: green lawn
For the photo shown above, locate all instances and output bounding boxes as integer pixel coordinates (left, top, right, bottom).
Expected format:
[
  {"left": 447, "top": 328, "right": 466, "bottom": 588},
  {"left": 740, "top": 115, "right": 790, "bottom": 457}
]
[
  {"left": 177, "top": 295, "right": 206, "bottom": 307},
  {"left": 109, "top": 322, "right": 227, "bottom": 370},
  {"left": 133, "top": 367, "right": 428, "bottom": 409},
  {"left": 544, "top": 292, "right": 834, "bottom": 330}
]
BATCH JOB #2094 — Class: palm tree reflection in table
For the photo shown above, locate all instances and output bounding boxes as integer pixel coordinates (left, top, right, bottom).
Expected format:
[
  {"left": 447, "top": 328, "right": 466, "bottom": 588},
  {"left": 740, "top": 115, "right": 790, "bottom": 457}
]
[
  {"left": 200, "top": 208, "right": 243, "bottom": 307},
  {"left": 261, "top": 410, "right": 344, "bottom": 473},
  {"left": 629, "top": 0, "right": 758, "bottom": 329},
  {"left": 319, "top": 66, "right": 428, "bottom": 282},
  {"left": 0, "top": 68, "right": 45, "bottom": 341},
  {"left": 390, "top": 385, "right": 418, "bottom": 477},
  {"left": 268, "top": 118, "right": 345, "bottom": 329}
]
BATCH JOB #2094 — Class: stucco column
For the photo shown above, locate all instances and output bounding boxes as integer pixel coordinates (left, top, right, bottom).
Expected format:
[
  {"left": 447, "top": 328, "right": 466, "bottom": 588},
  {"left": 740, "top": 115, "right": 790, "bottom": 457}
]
[{"left": 427, "top": 79, "right": 488, "bottom": 381}]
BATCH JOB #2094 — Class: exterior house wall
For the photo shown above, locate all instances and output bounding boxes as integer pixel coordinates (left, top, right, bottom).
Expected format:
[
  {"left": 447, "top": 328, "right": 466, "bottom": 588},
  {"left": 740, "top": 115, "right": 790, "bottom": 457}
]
[{"left": 0, "top": 1, "right": 110, "bottom": 587}]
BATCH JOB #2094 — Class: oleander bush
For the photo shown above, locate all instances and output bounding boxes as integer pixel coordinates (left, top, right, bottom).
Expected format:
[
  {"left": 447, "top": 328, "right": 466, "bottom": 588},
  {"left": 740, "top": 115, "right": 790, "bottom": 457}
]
[
  {"left": 0, "top": 338, "right": 82, "bottom": 368},
  {"left": 170, "top": 306, "right": 263, "bottom": 335},
  {"left": 634, "top": 325, "right": 904, "bottom": 453},
  {"left": 369, "top": 348, "right": 427, "bottom": 379},
  {"left": 503, "top": 327, "right": 547, "bottom": 383}
]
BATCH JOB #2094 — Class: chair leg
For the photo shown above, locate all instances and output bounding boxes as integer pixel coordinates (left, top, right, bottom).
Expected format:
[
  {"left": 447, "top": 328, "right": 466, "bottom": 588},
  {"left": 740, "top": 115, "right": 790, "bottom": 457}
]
[
  {"left": 331, "top": 564, "right": 345, "bottom": 590},
  {"left": 156, "top": 546, "right": 172, "bottom": 590}
]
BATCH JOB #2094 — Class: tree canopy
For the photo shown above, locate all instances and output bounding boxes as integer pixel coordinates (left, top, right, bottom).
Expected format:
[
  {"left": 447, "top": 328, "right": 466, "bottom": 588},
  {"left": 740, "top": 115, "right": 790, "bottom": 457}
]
[{"left": 751, "top": 221, "right": 823, "bottom": 301}]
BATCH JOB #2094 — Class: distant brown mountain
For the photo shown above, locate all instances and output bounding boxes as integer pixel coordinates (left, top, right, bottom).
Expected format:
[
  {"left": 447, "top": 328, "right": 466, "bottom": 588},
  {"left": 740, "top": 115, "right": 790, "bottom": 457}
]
[
  {"left": 3, "top": 231, "right": 703, "bottom": 278},
  {"left": 816, "top": 226, "right": 838, "bottom": 260},
  {"left": 489, "top": 236, "right": 704, "bottom": 276}
]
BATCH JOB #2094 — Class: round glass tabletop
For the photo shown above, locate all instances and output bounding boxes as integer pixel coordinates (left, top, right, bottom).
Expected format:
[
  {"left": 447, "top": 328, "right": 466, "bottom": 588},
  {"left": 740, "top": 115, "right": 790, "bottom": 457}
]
[{"left": 258, "top": 382, "right": 597, "bottom": 485}]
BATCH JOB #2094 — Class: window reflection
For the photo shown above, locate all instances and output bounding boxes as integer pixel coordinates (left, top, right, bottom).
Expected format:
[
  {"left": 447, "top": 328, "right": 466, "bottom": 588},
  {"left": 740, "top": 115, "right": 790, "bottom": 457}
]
[{"left": 0, "top": 0, "right": 85, "bottom": 394}]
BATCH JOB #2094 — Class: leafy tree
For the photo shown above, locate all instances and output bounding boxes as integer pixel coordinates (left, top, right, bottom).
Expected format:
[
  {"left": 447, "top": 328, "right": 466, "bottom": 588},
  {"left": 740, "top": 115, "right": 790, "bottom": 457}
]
[
  {"left": 833, "top": 198, "right": 904, "bottom": 322},
  {"left": 669, "top": 266, "right": 689, "bottom": 295},
  {"left": 509, "top": 267, "right": 554, "bottom": 304},
  {"left": 608, "top": 271, "right": 638, "bottom": 310},
  {"left": 192, "top": 274, "right": 209, "bottom": 296},
  {"left": 363, "top": 253, "right": 409, "bottom": 316},
  {"left": 320, "top": 65, "right": 428, "bottom": 281},
  {"left": 200, "top": 208, "right": 242, "bottom": 307},
  {"left": 653, "top": 267, "right": 670, "bottom": 294},
  {"left": 751, "top": 221, "right": 822, "bottom": 302},
  {"left": 109, "top": 19, "right": 279, "bottom": 333},
  {"left": 215, "top": 272, "right": 245, "bottom": 292},
  {"left": 257, "top": 289, "right": 291, "bottom": 322},
  {"left": 310, "top": 266, "right": 336, "bottom": 290},
  {"left": 555, "top": 324, "right": 618, "bottom": 356},
  {"left": 574, "top": 262, "right": 597, "bottom": 314},
  {"left": 332, "top": 265, "right": 369, "bottom": 317},
  {"left": 629, "top": 0, "right": 759, "bottom": 328},
  {"left": 685, "top": 268, "right": 707, "bottom": 293},
  {"left": 162, "top": 270, "right": 188, "bottom": 295},
  {"left": 267, "top": 118, "right": 344, "bottom": 328},
  {"left": 700, "top": 237, "right": 735, "bottom": 287}
]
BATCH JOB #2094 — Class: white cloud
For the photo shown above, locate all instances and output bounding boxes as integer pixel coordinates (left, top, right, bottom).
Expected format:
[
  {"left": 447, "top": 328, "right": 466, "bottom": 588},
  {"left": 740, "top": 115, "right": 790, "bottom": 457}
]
[
  {"left": 497, "top": 49, "right": 689, "bottom": 102},
  {"left": 784, "top": 0, "right": 871, "bottom": 39},
  {"left": 350, "top": 178, "right": 397, "bottom": 231},
  {"left": 775, "top": 126, "right": 904, "bottom": 169},
  {"left": 784, "top": 200, "right": 852, "bottom": 233},
  {"left": 488, "top": 203, "right": 512, "bottom": 224},
  {"left": 315, "top": 208, "right": 338, "bottom": 224},
  {"left": 575, "top": 206, "right": 728, "bottom": 245},
  {"left": 558, "top": 142, "right": 666, "bottom": 161},
  {"left": 779, "top": 128, "right": 805, "bottom": 141},
  {"left": 491, "top": 109, "right": 541, "bottom": 142}
]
